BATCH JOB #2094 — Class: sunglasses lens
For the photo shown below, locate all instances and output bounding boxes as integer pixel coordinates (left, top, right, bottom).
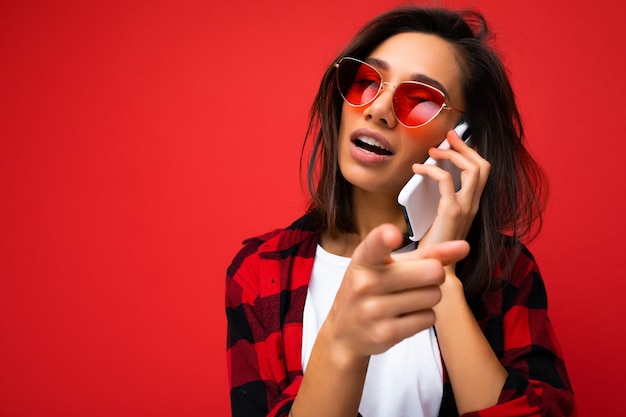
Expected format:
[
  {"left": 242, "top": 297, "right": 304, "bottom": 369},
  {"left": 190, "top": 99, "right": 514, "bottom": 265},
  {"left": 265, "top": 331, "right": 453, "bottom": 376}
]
[
  {"left": 337, "top": 59, "right": 382, "bottom": 106},
  {"left": 336, "top": 58, "right": 449, "bottom": 127},
  {"left": 393, "top": 82, "right": 446, "bottom": 127}
]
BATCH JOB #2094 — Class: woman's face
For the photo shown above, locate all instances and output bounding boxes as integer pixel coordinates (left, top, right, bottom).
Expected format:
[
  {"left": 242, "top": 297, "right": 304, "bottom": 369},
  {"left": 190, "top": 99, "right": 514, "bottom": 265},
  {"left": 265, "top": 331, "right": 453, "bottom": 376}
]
[{"left": 337, "top": 32, "right": 465, "bottom": 197}]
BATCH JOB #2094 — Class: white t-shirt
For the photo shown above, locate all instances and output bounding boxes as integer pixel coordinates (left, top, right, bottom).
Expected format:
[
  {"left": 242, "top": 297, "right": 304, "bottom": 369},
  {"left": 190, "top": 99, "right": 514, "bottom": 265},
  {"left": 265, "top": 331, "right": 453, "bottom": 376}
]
[{"left": 302, "top": 244, "right": 443, "bottom": 417}]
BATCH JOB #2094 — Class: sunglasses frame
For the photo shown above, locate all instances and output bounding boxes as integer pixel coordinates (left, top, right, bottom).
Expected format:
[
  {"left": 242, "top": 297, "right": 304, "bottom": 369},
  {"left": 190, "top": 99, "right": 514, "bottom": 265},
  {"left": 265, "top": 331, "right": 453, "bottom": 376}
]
[{"left": 335, "top": 57, "right": 464, "bottom": 128}]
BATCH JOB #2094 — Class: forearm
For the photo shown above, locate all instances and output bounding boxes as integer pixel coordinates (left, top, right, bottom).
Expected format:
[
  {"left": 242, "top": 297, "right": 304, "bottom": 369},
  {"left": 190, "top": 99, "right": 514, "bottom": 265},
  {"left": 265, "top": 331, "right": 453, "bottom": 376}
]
[
  {"left": 434, "top": 274, "right": 507, "bottom": 415},
  {"left": 291, "top": 325, "right": 369, "bottom": 417}
]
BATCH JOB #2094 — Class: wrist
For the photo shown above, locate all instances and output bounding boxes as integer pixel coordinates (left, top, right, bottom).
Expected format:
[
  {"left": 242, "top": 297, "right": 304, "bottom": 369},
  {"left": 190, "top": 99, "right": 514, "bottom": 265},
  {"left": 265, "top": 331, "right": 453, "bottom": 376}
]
[
  {"left": 442, "top": 268, "right": 465, "bottom": 295},
  {"left": 317, "top": 322, "right": 370, "bottom": 372},
  {"left": 434, "top": 271, "right": 467, "bottom": 314}
]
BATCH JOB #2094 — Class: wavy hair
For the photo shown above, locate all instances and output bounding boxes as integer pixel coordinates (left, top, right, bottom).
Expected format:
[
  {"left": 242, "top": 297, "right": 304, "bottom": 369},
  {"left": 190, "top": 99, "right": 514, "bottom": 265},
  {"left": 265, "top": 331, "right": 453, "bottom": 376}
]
[{"left": 301, "top": 5, "right": 548, "bottom": 300}]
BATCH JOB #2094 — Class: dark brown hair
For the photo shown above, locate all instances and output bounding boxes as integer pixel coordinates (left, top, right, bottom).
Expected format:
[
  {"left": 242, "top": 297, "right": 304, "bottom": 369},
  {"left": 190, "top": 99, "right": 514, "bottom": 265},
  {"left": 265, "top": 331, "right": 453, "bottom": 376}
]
[{"left": 301, "top": 6, "right": 548, "bottom": 300}]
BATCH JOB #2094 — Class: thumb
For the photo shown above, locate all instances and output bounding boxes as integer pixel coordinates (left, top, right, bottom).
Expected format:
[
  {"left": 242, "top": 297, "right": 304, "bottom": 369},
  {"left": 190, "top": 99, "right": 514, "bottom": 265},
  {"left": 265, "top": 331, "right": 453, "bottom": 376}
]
[
  {"left": 417, "top": 240, "right": 470, "bottom": 266},
  {"left": 352, "top": 224, "right": 404, "bottom": 269}
]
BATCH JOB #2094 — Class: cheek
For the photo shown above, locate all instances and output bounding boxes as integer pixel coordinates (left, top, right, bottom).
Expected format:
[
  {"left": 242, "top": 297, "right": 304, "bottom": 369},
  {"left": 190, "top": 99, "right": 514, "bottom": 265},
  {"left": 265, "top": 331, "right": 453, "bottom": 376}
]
[
  {"left": 407, "top": 147, "right": 430, "bottom": 165},
  {"left": 400, "top": 122, "right": 451, "bottom": 163},
  {"left": 338, "top": 105, "right": 362, "bottom": 147},
  {"left": 400, "top": 137, "right": 434, "bottom": 166},
  {"left": 340, "top": 103, "right": 364, "bottom": 124}
]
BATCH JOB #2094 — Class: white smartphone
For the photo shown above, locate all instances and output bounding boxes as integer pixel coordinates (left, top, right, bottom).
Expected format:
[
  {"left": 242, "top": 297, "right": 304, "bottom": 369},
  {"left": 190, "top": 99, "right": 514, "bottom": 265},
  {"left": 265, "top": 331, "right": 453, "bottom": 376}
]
[{"left": 397, "top": 121, "right": 470, "bottom": 241}]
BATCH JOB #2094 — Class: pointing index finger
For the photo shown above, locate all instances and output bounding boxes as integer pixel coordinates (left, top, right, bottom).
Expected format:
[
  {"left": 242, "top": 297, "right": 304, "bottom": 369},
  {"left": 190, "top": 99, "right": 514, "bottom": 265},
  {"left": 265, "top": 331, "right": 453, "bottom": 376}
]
[{"left": 392, "top": 240, "right": 470, "bottom": 266}]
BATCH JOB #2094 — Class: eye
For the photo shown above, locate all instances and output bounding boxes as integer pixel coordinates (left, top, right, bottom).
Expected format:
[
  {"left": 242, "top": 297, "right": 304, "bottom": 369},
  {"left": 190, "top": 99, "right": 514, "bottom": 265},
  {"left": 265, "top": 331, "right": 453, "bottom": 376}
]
[
  {"left": 393, "top": 82, "right": 446, "bottom": 125},
  {"left": 353, "top": 66, "right": 381, "bottom": 89},
  {"left": 401, "top": 84, "right": 441, "bottom": 105}
]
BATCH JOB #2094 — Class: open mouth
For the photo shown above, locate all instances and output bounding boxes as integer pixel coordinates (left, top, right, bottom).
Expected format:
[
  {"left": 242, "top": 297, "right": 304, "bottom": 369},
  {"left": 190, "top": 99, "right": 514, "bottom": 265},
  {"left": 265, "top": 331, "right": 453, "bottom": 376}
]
[{"left": 354, "top": 136, "right": 393, "bottom": 156}]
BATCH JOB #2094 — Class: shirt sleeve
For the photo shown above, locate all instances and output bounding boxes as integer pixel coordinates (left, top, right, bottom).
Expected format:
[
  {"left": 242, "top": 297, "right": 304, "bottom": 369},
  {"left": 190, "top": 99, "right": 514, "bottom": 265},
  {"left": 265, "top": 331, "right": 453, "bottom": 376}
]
[
  {"left": 225, "top": 235, "right": 306, "bottom": 417},
  {"left": 463, "top": 246, "right": 576, "bottom": 417}
]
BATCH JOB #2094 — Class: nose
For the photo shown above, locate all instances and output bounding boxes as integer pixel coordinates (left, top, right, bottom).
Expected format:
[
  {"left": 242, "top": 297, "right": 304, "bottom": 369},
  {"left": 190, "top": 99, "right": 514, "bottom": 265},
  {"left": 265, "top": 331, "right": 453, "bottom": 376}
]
[{"left": 363, "top": 82, "right": 397, "bottom": 128}]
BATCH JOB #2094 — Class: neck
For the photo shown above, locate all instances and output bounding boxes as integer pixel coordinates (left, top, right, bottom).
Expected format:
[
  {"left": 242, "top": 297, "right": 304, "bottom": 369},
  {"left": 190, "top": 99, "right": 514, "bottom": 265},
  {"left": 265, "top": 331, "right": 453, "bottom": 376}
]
[
  {"left": 352, "top": 188, "right": 407, "bottom": 237},
  {"left": 320, "top": 188, "right": 408, "bottom": 257}
]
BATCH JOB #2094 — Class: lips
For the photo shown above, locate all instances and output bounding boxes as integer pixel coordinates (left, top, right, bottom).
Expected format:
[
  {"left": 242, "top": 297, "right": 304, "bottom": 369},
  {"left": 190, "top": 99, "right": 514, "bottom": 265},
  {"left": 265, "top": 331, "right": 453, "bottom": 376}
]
[
  {"left": 351, "top": 129, "right": 394, "bottom": 156},
  {"left": 354, "top": 136, "right": 393, "bottom": 155}
]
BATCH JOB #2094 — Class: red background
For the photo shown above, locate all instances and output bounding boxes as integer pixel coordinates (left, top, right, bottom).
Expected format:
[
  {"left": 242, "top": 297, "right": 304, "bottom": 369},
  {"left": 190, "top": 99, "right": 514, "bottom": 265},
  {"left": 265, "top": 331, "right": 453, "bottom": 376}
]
[{"left": 1, "top": 0, "right": 624, "bottom": 416}]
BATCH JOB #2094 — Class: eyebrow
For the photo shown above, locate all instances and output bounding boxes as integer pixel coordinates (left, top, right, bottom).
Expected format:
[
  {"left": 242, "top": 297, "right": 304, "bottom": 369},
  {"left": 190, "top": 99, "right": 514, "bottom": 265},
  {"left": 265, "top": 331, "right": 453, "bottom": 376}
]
[{"left": 365, "top": 57, "right": 452, "bottom": 98}]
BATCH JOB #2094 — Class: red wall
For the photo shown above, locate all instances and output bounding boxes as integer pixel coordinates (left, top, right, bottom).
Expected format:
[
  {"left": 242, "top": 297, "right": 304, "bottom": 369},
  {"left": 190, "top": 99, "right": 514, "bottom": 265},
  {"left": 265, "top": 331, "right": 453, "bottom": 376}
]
[{"left": 1, "top": 1, "right": 623, "bottom": 415}]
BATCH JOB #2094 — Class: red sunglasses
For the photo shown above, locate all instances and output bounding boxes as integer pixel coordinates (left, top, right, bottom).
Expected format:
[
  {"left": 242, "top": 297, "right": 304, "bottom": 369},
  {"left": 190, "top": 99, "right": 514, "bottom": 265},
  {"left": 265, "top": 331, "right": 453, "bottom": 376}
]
[{"left": 335, "top": 57, "right": 464, "bottom": 128}]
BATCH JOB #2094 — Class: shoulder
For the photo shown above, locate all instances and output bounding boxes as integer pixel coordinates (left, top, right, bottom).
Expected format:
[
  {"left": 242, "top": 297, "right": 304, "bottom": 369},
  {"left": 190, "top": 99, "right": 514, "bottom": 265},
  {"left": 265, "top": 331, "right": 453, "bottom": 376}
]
[
  {"left": 227, "top": 212, "right": 321, "bottom": 278},
  {"left": 478, "top": 237, "right": 548, "bottom": 314},
  {"left": 498, "top": 238, "right": 544, "bottom": 295},
  {"left": 225, "top": 212, "right": 320, "bottom": 310},
  {"left": 471, "top": 237, "right": 546, "bottom": 312}
]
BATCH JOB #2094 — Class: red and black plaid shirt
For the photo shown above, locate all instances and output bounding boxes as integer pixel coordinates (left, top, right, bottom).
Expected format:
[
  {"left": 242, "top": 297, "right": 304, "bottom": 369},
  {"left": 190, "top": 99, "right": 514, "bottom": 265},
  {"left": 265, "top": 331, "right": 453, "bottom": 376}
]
[{"left": 226, "top": 214, "right": 576, "bottom": 417}]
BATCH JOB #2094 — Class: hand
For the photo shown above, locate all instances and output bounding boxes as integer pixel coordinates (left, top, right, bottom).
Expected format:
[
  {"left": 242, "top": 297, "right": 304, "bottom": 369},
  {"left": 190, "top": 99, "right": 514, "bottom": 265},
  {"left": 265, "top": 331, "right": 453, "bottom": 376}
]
[
  {"left": 412, "top": 128, "right": 491, "bottom": 248},
  {"left": 320, "top": 224, "right": 470, "bottom": 364}
]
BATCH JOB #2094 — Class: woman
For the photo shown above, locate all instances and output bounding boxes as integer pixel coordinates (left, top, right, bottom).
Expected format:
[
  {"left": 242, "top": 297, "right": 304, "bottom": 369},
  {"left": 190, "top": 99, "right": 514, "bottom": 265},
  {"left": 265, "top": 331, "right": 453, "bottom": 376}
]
[{"left": 226, "top": 5, "right": 575, "bottom": 417}]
